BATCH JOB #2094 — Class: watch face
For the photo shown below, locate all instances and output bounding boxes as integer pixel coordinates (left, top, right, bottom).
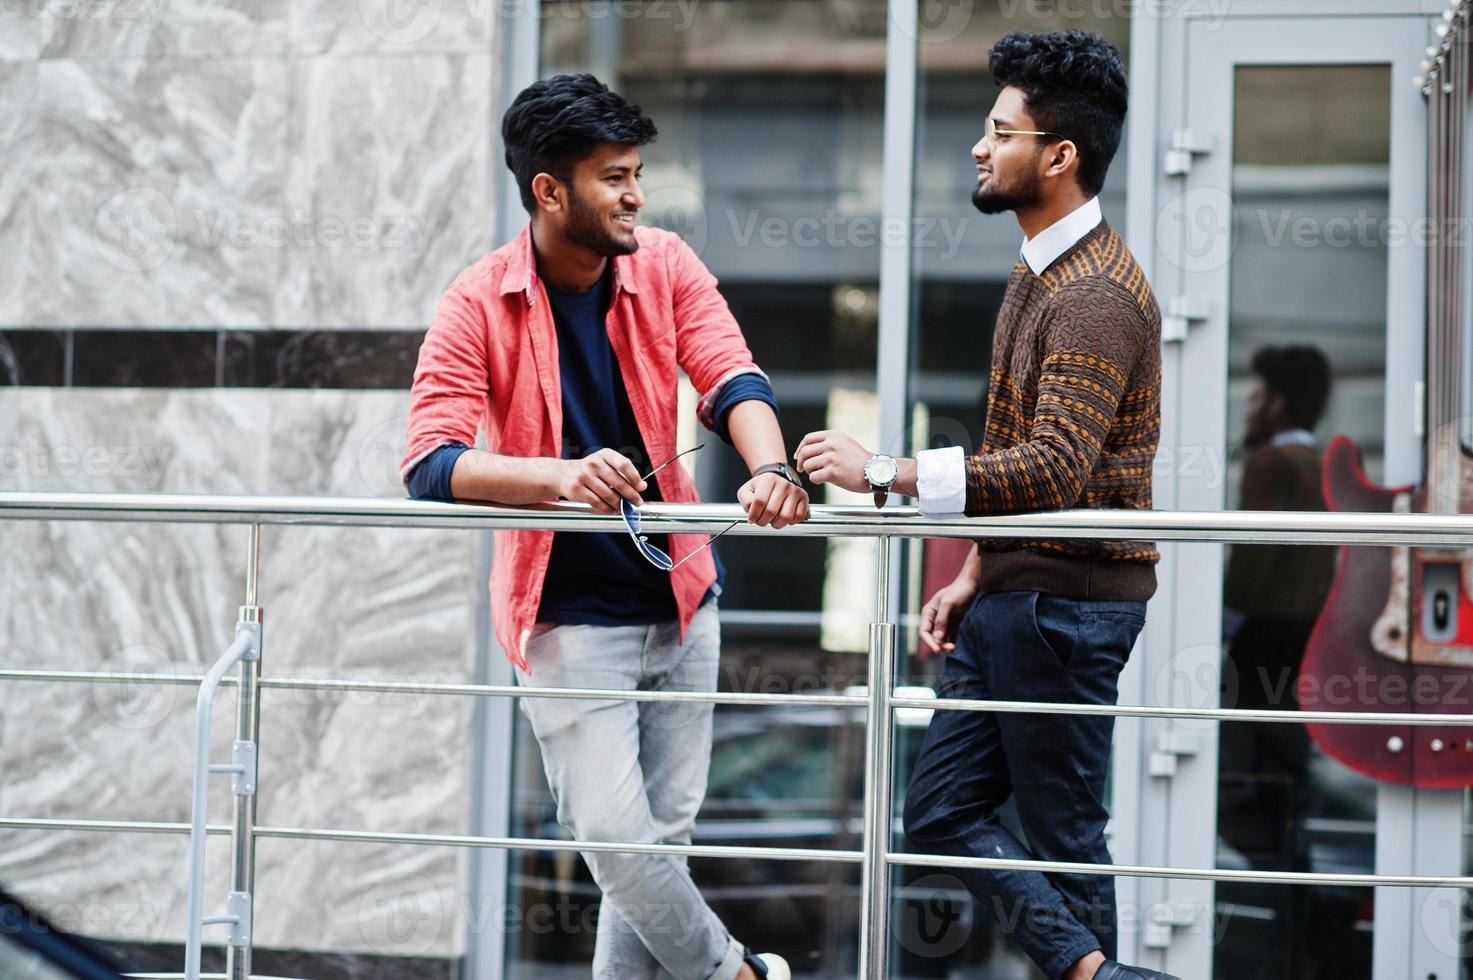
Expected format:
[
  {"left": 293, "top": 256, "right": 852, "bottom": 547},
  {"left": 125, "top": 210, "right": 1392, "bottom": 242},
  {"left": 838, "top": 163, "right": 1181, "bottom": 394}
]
[{"left": 867, "top": 455, "right": 898, "bottom": 485}]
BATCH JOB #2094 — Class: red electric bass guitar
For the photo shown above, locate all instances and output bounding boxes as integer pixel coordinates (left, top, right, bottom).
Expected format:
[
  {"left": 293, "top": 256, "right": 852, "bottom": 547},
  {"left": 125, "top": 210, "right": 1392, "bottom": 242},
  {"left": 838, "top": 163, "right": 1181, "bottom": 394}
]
[{"left": 1298, "top": 54, "right": 1470, "bottom": 786}]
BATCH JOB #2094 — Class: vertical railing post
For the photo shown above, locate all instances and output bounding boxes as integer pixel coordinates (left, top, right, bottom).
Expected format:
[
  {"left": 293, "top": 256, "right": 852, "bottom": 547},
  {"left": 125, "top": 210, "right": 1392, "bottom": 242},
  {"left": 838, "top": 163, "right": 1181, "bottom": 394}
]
[
  {"left": 226, "top": 523, "right": 264, "bottom": 980},
  {"left": 184, "top": 524, "right": 264, "bottom": 980},
  {"left": 858, "top": 535, "right": 897, "bottom": 979}
]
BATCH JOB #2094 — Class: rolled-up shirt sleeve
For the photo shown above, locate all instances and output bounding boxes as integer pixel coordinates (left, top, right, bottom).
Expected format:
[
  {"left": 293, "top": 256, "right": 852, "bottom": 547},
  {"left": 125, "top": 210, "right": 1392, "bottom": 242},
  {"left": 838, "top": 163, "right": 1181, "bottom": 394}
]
[
  {"left": 709, "top": 373, "right": 779, "bottom": 444},
  {"left": 405, "top": 442, "right": 470, "bottom": 502},
  {"left": 917, "top": 445, "right": 967, "bottom": 516}
]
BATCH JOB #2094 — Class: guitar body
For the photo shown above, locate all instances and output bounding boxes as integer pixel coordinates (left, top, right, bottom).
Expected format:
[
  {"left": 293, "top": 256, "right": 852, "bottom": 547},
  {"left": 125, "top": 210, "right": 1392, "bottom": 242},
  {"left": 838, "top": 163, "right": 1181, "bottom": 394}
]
[{"left": 1300, "top": 434, "right": 1473, "bottom": 787}]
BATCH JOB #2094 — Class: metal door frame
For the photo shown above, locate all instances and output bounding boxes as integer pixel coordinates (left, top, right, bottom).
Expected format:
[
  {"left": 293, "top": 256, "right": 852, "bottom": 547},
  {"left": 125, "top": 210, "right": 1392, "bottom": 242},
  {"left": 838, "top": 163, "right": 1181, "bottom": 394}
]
[{"left": 1128, "top": 7, "right": 1443, "bottom": 976}]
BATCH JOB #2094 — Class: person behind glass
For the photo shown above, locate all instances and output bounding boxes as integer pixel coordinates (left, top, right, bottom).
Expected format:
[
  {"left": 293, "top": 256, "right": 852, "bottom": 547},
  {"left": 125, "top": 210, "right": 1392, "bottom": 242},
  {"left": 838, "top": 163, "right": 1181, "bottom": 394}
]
[
  {"left": 1218, "top": 345, "right": 1338, "bottom": 970},
  {"left": 400, "top": 74, "right": 805, "bottom": 980},
  {"left": 796, "top": 32, "right": 1172, "bottom": 980}
]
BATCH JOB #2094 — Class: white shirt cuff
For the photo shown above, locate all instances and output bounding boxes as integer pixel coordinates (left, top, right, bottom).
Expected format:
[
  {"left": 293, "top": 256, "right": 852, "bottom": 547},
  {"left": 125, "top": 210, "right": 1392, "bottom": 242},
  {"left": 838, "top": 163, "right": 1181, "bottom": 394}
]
[{"left": 916, "top": 446, "right": 966, "bottom": 516}]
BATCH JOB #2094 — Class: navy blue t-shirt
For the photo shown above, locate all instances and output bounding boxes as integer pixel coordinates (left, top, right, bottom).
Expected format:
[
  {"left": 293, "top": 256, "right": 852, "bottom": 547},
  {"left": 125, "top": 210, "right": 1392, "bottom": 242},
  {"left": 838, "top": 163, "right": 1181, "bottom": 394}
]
[{"left": 535, "top": 268, "right": 722, "bottom": 624}]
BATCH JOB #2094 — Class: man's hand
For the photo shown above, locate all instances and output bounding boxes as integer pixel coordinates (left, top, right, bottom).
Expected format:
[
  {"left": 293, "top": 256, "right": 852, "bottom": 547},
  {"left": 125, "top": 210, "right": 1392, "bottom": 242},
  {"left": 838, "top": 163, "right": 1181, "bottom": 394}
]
[
  {"left": 920, "top": 573, "right": 981, "bottom": 654},
  {"left": 794, "top": 430, "right": 872, "bottom": 494},
  {"left": 557, "top": 448, "right": 646, "bottom": 514},
  {"left": 738, "top": 472, "right": 811, "bottom": 529}
]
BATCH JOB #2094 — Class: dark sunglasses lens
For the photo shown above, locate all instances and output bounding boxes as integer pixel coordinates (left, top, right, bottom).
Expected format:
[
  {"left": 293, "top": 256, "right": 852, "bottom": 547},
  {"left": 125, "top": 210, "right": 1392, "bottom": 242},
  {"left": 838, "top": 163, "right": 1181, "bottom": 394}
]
[
  {"left": 638, "top": 538, "right": 674, "bottom": 570},
  {"left": 621, "top": 497, "right": 640, "bottom": 534}
]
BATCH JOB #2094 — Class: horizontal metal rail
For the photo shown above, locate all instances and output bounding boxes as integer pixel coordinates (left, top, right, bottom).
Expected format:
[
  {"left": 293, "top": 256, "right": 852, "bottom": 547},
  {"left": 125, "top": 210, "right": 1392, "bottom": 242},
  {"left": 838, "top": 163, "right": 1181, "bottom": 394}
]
[
  {"left": 8, "top": 814, "right": 1471, "bottom": 890},
  {"left": 894, "top": 696, "right": 1473, "bottom": 727},
  {"left": 0, "top": 817, "right": 230, "bottom": 835},
  {"left": 8, "top": 668, "right": 1473, "bottom": 727},
  {"left": 891, "top": 852, "right": 1473, "bottom": 890},
  {"left": 0, "top": 668, "right": 224, "bottom": 687},
  {"left": 258, "top": 678, "right": 867, "bottom": 709},
  {"left": 7, "top": 491, "right": 1473, "bottom": 547}
]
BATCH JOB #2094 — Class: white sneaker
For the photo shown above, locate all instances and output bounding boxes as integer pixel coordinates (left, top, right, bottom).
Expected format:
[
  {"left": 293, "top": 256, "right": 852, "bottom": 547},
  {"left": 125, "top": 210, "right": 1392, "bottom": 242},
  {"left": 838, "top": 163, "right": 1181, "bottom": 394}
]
[{"left": 754, "top": 953, "right": 791, "bottom": 980}]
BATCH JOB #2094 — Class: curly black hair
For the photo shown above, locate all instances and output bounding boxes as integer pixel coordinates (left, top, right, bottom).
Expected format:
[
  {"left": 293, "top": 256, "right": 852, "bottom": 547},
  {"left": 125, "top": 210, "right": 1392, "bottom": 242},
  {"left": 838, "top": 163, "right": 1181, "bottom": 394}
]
[
  {"left": 502, "top": 73, "right": 657, "bottom": 214},
  {"left": 988, "top": 31, "right": 1128, "bottom": 196},
  {"left": 1252, "top": 345, "right": 1332, "bottom": 430}
]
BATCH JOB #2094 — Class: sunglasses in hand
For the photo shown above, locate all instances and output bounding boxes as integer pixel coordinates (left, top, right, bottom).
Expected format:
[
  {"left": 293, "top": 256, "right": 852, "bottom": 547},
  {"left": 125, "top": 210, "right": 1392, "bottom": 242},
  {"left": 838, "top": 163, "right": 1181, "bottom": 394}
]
[{"left": 620, "top": 445, "right": 741, "bottom": 571}]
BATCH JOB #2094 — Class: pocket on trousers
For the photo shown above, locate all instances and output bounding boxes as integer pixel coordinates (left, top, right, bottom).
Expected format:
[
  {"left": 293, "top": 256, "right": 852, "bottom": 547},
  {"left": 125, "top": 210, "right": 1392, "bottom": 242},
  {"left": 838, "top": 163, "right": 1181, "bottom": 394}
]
[{"left": 1027, "top": 592, "right": 1079, "bottom": 668}]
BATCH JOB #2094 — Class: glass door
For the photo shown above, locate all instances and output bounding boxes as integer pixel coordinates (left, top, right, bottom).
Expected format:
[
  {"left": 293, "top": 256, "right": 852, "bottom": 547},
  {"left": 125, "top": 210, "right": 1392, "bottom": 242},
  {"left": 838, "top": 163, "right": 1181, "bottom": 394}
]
[{"left": 1155, "top": 13, "right": 1432, "bottom": 978}]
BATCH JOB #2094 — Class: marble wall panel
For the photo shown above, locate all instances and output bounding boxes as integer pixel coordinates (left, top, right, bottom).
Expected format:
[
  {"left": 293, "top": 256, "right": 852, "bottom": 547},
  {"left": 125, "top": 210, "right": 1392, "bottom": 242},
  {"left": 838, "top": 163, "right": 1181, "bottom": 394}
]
[
  {"left": 290, "top": 0, "right": 493, "bottom": 56},
  {"left": 0, "top": 60, "right": 37, "bottom": 327},
  {"left": 0, "top": 388, "right": 480, "bottom": 956},
  {"left": 26, "top": 57, "right": 289, "bottom": 328},
  {"left": 23, "top": 0, "right": 289, "bottom": 60},
  {"left": 277, "top": 53, "right": 495, "bottom": 329}
]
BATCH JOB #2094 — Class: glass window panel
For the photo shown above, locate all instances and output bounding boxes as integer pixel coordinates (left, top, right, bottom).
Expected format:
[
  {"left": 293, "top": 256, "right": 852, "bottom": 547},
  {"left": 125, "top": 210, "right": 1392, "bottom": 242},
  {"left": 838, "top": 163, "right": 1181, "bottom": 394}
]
[{"left": 1213, "top": 64, "right": 1390, "bottom": 980}]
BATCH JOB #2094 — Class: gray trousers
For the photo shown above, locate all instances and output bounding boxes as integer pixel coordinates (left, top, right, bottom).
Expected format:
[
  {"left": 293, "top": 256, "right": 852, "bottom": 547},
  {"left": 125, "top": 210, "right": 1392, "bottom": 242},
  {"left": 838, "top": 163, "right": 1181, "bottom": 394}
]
[{"left": 517, "top": 603, "right": 745, "bottom": 980}]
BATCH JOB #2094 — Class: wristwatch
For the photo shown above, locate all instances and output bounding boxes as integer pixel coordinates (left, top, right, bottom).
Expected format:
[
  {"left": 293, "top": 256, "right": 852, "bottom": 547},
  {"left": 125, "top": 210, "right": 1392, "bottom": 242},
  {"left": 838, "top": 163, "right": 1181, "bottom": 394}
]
[
  {"left": 863, "top": 454, "right": 898, "bottom": 509},
  {"left": 752, "top": 462, "right": 804, "bottom": 489}
]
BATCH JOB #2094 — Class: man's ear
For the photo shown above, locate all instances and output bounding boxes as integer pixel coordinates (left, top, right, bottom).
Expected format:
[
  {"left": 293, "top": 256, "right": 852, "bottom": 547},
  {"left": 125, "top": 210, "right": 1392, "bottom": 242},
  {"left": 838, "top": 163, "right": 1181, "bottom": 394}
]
[
  {"left": 531, "top": 172, "right": 563, "bottom": 214},
  {"left": 1044, "top": 140, "right": 1080, "bottom": 181}
]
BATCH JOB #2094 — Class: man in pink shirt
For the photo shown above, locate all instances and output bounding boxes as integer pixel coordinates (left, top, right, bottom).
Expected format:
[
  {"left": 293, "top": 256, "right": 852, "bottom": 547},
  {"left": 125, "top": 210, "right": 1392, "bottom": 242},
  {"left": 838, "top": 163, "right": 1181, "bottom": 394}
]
[{"left": 401, "top": 74, "right": 805, "bottom": 980}]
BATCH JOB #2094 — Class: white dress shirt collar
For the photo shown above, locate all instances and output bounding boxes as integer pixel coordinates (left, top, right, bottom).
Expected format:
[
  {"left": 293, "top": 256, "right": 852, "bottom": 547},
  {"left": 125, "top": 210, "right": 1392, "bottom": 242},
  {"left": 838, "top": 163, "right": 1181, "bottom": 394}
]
[
  {"left": 1270, "top": 428, "right": 1317, "bottom": 448},
  {"left": 1020, "top": 196, "right": 1103, "bottom": 275}
]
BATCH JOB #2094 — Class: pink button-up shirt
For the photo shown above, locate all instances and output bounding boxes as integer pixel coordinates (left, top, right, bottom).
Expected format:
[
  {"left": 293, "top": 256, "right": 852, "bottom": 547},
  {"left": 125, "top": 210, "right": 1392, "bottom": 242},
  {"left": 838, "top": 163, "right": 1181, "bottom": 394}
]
[{"left": 401, "top": 223, "right": 767, "bottom": 671}]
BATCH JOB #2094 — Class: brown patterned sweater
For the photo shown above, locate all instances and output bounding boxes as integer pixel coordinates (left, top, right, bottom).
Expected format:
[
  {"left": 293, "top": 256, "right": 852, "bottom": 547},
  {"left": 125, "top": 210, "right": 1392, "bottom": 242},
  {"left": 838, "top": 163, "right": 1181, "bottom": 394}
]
[{"left": 968, "top": 219, "right": 1162, "bottom": 601}]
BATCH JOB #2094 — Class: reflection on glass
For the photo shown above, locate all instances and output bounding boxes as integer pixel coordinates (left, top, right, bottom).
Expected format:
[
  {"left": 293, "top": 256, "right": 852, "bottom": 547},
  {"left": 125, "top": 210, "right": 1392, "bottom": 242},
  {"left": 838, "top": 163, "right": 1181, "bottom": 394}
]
[
  {"left": 1213, "top": 64, "right": 1390, "bottom": 980},
  {"left": 517, "top": 2, "right": 887, "bottom": 975}
]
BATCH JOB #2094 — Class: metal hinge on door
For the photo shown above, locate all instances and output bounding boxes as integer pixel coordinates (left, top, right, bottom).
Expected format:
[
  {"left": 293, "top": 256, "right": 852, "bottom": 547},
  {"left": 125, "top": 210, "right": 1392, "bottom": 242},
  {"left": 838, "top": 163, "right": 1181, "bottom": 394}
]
[
  {"left": 1148, "top": 728, "right": 1201, "bottom": 778},
  {"left": 1164, "top": 129, "right": 1214, "bottom": 176},
  {"left": 1143, "top": 901, "right": 1206, "bottom": 949},
  {"left": 1161, "top": 296, "right": 1210, "bottom": 343}
]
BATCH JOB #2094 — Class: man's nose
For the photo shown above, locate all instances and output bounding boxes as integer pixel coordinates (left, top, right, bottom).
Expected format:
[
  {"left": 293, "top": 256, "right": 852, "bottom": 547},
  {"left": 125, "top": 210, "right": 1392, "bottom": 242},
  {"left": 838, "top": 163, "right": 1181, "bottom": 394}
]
[
  {"left": 626, "top": 184, "right": 645, "bottom": 210},
  {"left": 972, "top": 138, "right": 991, "bottom": 163}
]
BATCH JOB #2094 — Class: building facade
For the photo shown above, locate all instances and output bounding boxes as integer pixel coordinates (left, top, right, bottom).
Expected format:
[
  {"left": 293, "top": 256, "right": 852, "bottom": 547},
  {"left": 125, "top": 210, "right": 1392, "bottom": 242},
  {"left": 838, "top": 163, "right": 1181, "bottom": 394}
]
[{"left": 0, "top": 1, "right": 1463, "bottom": 977}]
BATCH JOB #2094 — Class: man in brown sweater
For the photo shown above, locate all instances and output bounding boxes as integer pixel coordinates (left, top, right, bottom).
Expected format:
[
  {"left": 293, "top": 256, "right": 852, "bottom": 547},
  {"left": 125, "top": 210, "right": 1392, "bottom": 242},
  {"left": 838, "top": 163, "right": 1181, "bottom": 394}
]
[{"left": 796, "top": 31, "right": 1170, "bottom": 980}]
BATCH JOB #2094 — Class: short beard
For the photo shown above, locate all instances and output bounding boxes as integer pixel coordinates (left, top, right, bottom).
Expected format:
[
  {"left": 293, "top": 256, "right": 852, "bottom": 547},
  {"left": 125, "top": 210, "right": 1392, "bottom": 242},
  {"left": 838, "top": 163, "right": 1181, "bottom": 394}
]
[
  {"left": 564, "top": 186, "right": 639, "bottom": 257},
  {"left": 972, "top": 176, "right": 1041, "bottom": 215},
  {"left": 971, "top": 150, "right": 1045, "bottom": 215}
]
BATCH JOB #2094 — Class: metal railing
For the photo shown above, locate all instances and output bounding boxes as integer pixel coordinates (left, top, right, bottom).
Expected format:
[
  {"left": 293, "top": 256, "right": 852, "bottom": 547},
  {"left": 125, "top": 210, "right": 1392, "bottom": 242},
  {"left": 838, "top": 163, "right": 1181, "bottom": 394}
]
[{"left": 7, "top": 492, "right": 1473, "bottom": 979}]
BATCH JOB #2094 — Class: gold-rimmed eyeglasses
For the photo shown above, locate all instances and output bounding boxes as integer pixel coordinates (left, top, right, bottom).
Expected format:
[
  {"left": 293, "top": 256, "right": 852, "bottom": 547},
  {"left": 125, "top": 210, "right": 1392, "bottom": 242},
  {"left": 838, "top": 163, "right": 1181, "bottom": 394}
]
[{"left": 984, "top": 116, "right": 1068, "bottom": 147}]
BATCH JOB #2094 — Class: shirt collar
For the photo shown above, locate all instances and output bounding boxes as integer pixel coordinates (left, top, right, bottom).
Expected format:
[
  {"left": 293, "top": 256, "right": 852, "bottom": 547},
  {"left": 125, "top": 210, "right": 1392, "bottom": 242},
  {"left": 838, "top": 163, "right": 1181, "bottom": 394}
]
[
  {"left": 1270, "top": 428, "right": 1317, "bottom": 448},
  {"left": 499, "top": 222, "right": 639, "bottom": 298},
  {"left": 1020, "top": 196, "right": 1103, "bottom": 275}
]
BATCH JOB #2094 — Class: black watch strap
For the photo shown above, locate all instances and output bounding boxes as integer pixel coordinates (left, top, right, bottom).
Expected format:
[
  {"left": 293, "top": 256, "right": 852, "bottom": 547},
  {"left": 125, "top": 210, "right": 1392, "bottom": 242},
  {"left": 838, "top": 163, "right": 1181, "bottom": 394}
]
[{"left": 752, "top": 462, "right": 803, "bottom": 488}]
